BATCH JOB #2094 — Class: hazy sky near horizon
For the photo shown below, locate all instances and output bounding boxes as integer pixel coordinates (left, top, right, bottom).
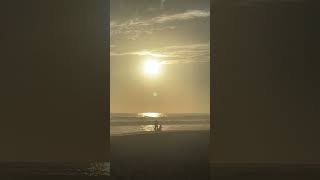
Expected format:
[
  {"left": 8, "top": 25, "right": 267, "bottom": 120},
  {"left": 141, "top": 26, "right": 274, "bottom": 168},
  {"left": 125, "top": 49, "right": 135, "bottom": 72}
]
[{"left": 110, "top": 0, "right": 210, "bottom": 113}]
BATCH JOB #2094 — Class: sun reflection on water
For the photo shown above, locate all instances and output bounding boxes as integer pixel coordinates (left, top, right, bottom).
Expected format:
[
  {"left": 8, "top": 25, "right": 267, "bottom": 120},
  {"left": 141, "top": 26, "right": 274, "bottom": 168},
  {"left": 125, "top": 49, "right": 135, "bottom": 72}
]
[
  {"left": 141, "top": 125, "right": 155, "bottom": 132},
  {"left": 138, "top": 112, "right": 163, "bottom": 132},
  {"left": 138, "top": 112, "right": 163, "bottom": 118}
]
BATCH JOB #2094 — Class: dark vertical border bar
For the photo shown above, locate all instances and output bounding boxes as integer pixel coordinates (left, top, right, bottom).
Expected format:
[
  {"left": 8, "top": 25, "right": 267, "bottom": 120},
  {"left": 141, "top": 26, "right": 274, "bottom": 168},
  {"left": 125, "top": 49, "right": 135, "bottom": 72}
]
[
  {"left": 105, "top": 0, "right": 111, "bottom": 163},
  {"left": 210, "top": 1, "right": 217, "bottom": 179},
  {"left": 210, "top": 0, "right": 214, "bottom": 177},
  {"left": 0, "top": 0, "right": 110, "bottom": 162}
]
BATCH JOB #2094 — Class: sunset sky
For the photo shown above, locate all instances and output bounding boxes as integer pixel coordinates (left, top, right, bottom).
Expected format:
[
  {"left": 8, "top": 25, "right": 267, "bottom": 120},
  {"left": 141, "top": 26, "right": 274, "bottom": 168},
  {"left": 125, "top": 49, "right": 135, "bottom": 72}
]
[{"left": 110, "top": 0, "right": 210, "bottom": 113}]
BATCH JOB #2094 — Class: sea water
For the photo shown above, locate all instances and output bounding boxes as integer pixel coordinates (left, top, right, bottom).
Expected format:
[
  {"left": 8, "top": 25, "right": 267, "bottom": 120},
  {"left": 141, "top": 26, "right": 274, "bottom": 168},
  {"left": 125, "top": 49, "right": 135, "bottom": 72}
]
[{"left": 111, "top": 113, "right": 210, "bottom": 136}]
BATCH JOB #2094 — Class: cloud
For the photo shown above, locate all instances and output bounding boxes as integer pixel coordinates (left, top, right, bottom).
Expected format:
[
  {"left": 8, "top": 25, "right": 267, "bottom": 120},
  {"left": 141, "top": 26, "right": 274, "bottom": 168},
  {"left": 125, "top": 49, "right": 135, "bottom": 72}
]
[
  {"left": 110, "top": 51, "right": 168, "bottom": 58},
  {"left": 111, "top": 10, "right": 209, "bottom": 40},
  {"left": 153, "top": 10, "right": 210, "bottom": 23},
  {"left": 111, "top": 43, "right": 210, "bottom": 64}
]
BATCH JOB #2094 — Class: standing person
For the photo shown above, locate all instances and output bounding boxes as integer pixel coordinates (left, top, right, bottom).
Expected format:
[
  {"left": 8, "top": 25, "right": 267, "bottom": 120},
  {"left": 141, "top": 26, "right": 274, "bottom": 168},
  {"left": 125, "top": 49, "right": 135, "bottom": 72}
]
[{"left": 154, "top": 120, "right": 159, "bottom": 132}]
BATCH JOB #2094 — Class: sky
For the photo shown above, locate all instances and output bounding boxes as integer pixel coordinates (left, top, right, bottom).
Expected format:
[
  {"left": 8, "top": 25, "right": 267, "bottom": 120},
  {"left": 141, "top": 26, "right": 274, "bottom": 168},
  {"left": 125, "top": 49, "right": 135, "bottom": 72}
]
[{"left": 110, "top": 0, "right": 210, "bottom": 113}]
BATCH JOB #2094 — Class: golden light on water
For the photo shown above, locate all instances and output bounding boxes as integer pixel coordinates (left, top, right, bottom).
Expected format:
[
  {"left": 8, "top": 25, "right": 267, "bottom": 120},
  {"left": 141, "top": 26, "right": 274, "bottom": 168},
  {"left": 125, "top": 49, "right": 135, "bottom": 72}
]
[
  {"left": 141, "top": 125, "right": 155, "bottom": 132},
  {"left": 139, "top": 112, "right": 162, "bottom": 118}
]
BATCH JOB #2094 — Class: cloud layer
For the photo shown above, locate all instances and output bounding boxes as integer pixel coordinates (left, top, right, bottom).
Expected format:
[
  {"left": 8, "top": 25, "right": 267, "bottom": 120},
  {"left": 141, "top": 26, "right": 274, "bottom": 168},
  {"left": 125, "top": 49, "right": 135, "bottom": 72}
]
[
  {"left": 111, "top": 10, "right": 210, "bottom": 40},
  {"left": 111, "top": 43, "right": 210, "bottom": 64}
]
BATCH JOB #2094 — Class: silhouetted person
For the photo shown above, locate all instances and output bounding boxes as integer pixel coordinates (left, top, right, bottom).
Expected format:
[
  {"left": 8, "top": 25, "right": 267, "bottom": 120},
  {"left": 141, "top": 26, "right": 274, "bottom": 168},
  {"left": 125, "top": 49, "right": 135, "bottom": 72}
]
[
  {"left": 158, "top": 124, "right": 162, "bottom": 132},
  {"left": 154, "top": 120, "right": 159, "bottom": 131}
]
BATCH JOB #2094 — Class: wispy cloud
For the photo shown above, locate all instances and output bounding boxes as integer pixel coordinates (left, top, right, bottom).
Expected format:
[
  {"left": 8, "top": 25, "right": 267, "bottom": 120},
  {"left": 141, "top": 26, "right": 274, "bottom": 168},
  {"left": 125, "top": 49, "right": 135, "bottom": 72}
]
[
  {"left": 153, "top": 10, "right": 210, "bottom": 23},
  {"left": 111, "top": 43, "right": 210, "bottom": 64},
  {"left": 111, "top": 10, "right": 210, "bottom": 40},
  {"left": 110, "top": 51, "right": 168, "bottom": 58}
]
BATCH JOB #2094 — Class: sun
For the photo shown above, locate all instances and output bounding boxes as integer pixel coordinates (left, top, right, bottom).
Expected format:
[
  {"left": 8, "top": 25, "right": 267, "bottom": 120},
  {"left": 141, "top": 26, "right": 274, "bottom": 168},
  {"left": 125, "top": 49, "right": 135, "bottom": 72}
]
[{"left": 144, "top": 59, "right": 160, "bottom": 75}]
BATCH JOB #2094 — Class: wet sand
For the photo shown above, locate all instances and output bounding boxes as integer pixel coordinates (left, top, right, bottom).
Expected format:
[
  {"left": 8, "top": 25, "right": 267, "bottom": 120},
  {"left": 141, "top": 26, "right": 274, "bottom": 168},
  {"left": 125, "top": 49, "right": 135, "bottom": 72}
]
[
  {"left": 0, "top": 131, "right": 209, "bottom": 180},
  {"left": 110, "top": 130, "right": 210, "bottom": 179}
]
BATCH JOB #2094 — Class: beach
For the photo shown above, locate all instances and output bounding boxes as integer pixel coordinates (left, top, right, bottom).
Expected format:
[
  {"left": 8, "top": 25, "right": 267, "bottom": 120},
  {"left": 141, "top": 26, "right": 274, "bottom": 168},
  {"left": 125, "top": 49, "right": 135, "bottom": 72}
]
[
  {"left": 110, "top": 130, "right": 210, "bottom": 179},
  {"left": 0, "top": 114, "right": 210, "bottom": 180}
]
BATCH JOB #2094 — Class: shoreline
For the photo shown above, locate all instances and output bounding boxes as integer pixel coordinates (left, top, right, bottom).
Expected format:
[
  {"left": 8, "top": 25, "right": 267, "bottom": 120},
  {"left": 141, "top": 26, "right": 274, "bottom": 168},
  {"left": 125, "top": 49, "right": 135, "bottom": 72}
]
[{"left": 110, "top": 129, "right": 210, "bottom": 137}]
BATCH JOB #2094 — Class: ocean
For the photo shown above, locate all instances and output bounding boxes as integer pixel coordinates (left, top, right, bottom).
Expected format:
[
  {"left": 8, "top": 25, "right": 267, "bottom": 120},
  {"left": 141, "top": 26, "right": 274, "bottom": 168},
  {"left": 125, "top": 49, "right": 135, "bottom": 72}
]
[{"left": 111, "top": 113, "right": 210, "bottom": 136}]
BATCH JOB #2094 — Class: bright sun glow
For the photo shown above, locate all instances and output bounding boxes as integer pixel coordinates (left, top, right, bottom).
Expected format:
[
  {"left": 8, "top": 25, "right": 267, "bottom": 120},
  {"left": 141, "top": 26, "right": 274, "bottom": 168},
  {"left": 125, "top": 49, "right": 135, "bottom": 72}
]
[
  {"left": 144, "top": 59, "right": 160, "bottom": 75},
  {"left": 141, "top": 112, "right": 161, "bottom": 118}
]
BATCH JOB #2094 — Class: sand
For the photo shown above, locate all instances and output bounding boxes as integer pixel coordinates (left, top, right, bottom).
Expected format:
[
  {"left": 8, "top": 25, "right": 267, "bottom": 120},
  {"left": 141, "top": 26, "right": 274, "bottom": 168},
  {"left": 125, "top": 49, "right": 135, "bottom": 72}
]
[
  {"left": 110, "top": 130, "right": 210, "bottom": 179},
  {"left": 0, "top": 131, "right": 210, "bottom": 180}
]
